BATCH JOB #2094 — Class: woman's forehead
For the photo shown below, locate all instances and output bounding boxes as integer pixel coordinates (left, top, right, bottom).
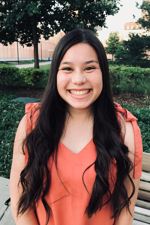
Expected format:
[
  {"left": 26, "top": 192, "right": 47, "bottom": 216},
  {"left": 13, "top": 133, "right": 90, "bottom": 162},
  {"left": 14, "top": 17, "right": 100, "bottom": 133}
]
[{"left": 60, "top": 43, "right": 99, "bottom": 64}]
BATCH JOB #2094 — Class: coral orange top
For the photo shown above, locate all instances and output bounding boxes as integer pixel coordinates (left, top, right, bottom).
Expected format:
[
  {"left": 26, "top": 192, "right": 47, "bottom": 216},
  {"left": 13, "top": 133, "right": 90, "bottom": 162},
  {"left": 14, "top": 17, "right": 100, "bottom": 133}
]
[{"left": 25, "top": 102, "right": 143, "bottom": 225}]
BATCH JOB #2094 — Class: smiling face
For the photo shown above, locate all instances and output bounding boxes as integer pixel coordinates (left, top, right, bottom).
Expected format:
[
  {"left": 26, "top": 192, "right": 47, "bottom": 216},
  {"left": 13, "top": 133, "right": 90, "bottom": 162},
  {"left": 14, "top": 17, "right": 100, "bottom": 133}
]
[{"left": 57, "top": 43, "right": 103, "bottom": 113}]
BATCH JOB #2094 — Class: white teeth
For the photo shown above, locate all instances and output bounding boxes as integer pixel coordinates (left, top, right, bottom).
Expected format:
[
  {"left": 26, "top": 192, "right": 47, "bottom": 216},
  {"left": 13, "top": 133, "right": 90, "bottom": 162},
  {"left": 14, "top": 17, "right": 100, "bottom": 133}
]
[{"left": 70, "top": 90, "right": 90, "bottom": 95}]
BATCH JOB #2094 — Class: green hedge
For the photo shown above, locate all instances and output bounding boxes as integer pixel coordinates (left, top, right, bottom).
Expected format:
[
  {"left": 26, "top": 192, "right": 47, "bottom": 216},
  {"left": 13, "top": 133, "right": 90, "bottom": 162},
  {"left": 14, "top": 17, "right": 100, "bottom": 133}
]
[
  {"left": 0, "top": 65, "right": 49, "bottom": 88},
  {"left": 122, "top": 104, "right": 150, "bottom": 154},
  {"left": 109, "top": 65, "right": 150, "bottom": 94},
  {"left": 0, "top": 65, "right": 20, "bottom": 87},
  {"left": 0, "top": 92, "right": 25, "bottom": 178},
  {"left": 0, "top": 64, "right": 150, "bottom": 94},
  {"left": 19, "top": 68, "right": 49, "bottom": 87}
]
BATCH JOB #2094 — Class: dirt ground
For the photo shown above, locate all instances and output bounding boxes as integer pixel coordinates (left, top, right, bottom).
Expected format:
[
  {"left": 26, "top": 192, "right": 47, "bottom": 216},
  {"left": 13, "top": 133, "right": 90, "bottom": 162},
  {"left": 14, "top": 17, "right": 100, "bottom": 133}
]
[
  {"left": 5, "top": 87, "right": 149, "bottom": 108},
  {"left": 113, "top": 92, "right": 150, "bottom": 107}
]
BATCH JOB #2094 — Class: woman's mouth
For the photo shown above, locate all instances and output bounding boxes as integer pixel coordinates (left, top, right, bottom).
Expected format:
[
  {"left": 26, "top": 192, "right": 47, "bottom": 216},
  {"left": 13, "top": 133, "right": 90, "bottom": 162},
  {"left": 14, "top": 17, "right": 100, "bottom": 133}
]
[{"left": 69, "top": 90, "right": 91, "bottom": 96}]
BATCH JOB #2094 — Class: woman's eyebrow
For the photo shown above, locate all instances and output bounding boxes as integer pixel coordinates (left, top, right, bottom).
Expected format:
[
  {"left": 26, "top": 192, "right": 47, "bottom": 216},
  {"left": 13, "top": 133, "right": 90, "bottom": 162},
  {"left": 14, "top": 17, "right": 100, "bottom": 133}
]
[
  {"left": 60, "top": 61, "right": 73, "bottom": 65},
  {"left": 60, "top": 60, "right": 99, "bottom": 65},
  {"left": 84, "top": 60, "right": 99, "bottom": 64}
]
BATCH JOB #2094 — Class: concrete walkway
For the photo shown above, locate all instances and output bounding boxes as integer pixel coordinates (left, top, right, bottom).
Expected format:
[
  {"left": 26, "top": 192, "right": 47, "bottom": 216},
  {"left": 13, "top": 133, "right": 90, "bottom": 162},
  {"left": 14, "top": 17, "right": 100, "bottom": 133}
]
[
  {"left": 0, "top": 177, "right": 15, "bottom": 225},
  {"left": 11, "top": 97, "right": 40, "bottom": 104},
  {"left": 15, "top": 61, "right": 51, "bottom": 68}
]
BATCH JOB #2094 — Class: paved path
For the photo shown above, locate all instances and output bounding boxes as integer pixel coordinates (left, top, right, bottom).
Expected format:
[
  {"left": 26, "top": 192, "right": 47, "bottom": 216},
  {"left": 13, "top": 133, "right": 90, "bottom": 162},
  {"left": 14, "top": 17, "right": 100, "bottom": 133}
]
[
  {"left": 11, "top": 97, "right": 40, "bottom": 104},
  {"left": 0, "top": 177, "right": 15, "bottom": 225},
  {"left": 15, "top": 61, "right": 51, "bottom": 68}
]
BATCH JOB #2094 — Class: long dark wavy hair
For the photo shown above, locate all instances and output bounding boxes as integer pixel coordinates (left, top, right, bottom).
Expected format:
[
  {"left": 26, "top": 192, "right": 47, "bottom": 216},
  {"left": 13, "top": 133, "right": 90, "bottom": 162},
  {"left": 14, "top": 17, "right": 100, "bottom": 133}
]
[{"left": 18, "top": 28, "right": 135, "bottom": 224}]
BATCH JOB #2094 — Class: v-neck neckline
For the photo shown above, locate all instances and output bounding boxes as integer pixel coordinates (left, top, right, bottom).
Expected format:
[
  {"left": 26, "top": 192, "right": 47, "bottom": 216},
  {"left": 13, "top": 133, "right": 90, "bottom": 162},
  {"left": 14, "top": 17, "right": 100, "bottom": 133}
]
[{"left": 59, "top": 138, "right": 93, "bottom": 156}]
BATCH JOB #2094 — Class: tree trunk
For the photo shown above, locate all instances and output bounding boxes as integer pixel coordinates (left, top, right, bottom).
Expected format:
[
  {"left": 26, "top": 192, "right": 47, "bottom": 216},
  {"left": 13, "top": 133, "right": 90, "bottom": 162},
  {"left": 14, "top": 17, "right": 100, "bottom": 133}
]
[
  {"left": 112, "top": 54, "right": 113, "bottom": 61},
  {"left": 32, "top": 23, "right": 39, "bottom": 69}
]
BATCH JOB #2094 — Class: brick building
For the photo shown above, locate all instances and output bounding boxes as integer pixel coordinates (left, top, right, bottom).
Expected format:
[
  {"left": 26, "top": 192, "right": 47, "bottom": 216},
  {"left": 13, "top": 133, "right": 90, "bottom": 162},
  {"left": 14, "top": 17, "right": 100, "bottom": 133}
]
[
  {"left": 124, "top": 0, "right": 150, "bottom": 31},
  {"left": 124, "top": 22, "right": 142, "bottom": 30},
  {"left": 0, "top": 31, "right": 65, "bottom": 62}
]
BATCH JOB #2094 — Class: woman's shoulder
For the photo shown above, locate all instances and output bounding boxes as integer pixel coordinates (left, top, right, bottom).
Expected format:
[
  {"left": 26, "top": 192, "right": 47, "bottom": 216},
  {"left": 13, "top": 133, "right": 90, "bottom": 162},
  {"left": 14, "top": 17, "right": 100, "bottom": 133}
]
[{"left": 13, "top": 114, "right": 27, "bottom": 156}]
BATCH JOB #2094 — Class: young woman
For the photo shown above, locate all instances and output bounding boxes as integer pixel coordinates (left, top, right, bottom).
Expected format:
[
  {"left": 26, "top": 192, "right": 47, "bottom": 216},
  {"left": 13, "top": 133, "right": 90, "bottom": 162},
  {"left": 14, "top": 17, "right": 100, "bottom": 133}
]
[{"left": 10, "top": 28, "right": 143, "bottom": 225}]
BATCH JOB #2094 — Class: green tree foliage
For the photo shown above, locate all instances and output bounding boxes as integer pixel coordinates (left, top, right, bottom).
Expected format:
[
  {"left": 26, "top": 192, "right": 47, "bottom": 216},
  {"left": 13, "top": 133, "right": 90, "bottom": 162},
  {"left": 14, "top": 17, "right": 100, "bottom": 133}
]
[
  {"left": 136, "top": 0, "right": 150, "bottom": 31},
  {"left": 0, "top": 0, "right": 121, "bottom": 68},
  {"left": 114, "top": 33, "right": 150, "bottom": 67},
  {"left": 105, "top": 31, "right": 120, "bottom": 60}
]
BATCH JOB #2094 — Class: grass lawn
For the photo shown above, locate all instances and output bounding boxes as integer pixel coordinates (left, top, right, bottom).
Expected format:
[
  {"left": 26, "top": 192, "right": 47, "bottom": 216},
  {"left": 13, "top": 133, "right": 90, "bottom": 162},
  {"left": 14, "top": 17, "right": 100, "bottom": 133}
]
[
  {"left": 0, "top": 60, "right": 49, "bottom": 65},
  {"left": 40, "top": 64, "right": 51, "bottom": 71},
  {"left": 12, "top": 63, "right": 51, "bottom": 71},
  {"left": 0, "top": 62, "right": 51, "bottom": 71}
]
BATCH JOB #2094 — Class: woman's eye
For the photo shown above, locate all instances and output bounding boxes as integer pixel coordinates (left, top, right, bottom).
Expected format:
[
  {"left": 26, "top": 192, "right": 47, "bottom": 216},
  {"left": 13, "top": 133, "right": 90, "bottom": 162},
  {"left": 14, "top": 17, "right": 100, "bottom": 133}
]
[
  {"left": 85, "top": 66, "right": 95, "bottom": 71},
  {"left": 62, "top": 67, "right": 73, "bottom": 71}
]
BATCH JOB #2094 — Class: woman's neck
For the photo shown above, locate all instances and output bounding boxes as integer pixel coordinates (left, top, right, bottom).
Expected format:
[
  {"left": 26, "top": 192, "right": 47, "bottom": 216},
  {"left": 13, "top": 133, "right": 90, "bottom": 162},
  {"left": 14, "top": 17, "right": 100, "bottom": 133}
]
[
  {"left": 61, "top": 106, "right": 94, "bottom": 140},
  {"left": 67, "top": 106, "right": 94, "bottom": 123},
  {"left": 60, "top": 107, "right": 94, "bottom": 154}
]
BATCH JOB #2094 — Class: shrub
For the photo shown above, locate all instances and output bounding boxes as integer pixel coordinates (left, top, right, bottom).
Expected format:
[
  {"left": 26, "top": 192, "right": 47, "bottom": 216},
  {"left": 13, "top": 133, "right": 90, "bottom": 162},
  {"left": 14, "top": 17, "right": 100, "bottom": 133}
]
[
  {"left": 0, "top": 65, "right": 49, "bottom": 88},
  {"left": 122, "top": 104, "right": 150, "bottom": 153},
  {"left": 19, "top": 68, "right": 48, "bottom": 87},
  {"left": 108, "top": 59, "right": 118, "bottom": 66},
  {"left": 0, "top": 62, "right": 9, "bottom": 65},
  {"left": 0, "top": 92, "right": 25, "bottom": 178},
  {"left": 109, "top": 65, "right": 150, "bottom": 94},
  {"left": 0, "top": 65, "right": 20, "bottom": 87}
]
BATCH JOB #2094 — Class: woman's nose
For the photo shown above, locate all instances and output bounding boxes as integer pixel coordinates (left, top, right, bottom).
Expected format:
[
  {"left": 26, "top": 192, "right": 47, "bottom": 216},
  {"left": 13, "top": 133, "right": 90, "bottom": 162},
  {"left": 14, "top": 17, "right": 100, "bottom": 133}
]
[{"left": 72, "top": 71, "right": 86, "bottom": 84}]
